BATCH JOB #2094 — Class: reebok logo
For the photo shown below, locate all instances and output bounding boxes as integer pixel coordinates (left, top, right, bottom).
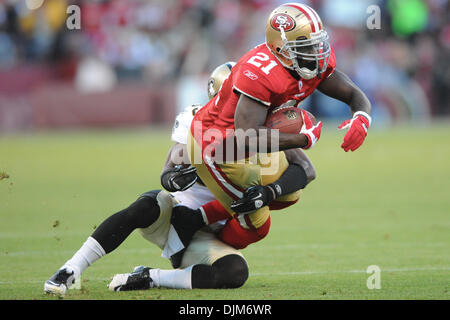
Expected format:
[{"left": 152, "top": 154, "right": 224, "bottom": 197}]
[{"left": 243, "top": 70, "right": 258, "bottom": 80}]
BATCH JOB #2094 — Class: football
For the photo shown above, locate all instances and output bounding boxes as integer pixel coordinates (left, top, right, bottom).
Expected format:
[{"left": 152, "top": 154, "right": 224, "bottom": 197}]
[{"left": 264, "top": 106, "right": 316, "bottom": 133}]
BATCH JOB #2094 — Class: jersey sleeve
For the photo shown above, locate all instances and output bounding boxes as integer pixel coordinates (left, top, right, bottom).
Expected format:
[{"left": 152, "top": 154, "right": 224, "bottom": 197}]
[
  {"left": 232, "top": 64, "right": 273, "bottom": 107},
  {"left": 171, "top": 105, "right": 200, "bottom": 144}
]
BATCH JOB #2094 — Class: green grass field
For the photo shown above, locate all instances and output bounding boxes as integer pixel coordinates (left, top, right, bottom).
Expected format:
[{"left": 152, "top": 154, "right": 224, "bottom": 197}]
[{"left": 1, "top": 123, "right": 449, "bottom": 300}]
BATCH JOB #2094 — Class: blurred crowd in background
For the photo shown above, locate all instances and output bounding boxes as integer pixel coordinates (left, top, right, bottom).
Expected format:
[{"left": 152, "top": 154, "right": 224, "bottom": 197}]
[{"left": 0, "top": 0, "right": 448, "bottom": 131}]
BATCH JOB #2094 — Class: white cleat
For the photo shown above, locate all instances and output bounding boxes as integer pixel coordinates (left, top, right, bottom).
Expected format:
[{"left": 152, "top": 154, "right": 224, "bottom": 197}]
[{"left": 108, "top": 273, "right": 131, "bottom": 291}]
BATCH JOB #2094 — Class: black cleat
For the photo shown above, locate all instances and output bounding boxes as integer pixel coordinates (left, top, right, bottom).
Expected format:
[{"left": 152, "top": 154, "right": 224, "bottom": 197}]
[
  {"left": 44, "top": 268, "right": 76, "bottom": 296},
  {"left": 169, "top": 205, "right": 205, "bottom": 268},
  {"left": 109, "top": 266, "right": 154, "bottom": 291}
]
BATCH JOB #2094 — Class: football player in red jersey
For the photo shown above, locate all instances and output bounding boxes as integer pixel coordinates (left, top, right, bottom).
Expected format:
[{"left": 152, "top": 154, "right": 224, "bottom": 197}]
[{"left": 169, "top": 3, "right": 372, "bottom": 264}]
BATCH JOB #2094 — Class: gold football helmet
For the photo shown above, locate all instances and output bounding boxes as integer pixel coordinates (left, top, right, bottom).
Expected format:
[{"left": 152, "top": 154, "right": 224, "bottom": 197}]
[
  {"left": 265, "top": 3, "right": 331, "bottom": 79},
  {"left": 207, "top": 61, "right": 236, "bottom": 100}
]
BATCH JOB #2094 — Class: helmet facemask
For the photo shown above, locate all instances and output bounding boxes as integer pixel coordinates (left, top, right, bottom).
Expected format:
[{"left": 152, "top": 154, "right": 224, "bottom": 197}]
[{"left": 278, "top": 28, "right": 331, "bottom": 80}]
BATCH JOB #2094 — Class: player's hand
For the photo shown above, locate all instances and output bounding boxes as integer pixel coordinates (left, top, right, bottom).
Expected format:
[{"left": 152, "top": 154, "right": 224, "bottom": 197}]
[
  {"left": 338, "top": 111, "right": 371, "bottom": 152},
  {"left": 230, "top": 185, "right": 278, "bottom": 214},
  {"left": 160, "top": 165, "right": 198, "bottom": 192},
  {"left": 300, "top": 110, "right": 323, "bottom": 150}
]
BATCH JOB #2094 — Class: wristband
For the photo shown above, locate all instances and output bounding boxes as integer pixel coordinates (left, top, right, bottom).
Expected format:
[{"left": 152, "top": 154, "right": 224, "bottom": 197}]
[{"left": 353, "top": 111, "right": 372, "bottom": 126}]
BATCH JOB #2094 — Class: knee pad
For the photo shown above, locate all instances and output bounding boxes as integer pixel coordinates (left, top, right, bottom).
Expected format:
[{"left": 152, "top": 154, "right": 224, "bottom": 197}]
[
  {"left": 138, "top": 189, "right": 161, "bottom": 201},
  {"left": 213, "top": 254, "right": 249, "bottom": 288},
  {"left": 127, "top": 190, "right": 161, "bottom": 228},
  {"left": 137, "top": 190, "right": 177, "bottom": 248}
]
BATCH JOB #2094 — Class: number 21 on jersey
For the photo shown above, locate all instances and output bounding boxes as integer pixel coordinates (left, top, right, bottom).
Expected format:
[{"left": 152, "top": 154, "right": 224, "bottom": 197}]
[{"left": 247, "top": 52, "right": 278, "bottom": 75}]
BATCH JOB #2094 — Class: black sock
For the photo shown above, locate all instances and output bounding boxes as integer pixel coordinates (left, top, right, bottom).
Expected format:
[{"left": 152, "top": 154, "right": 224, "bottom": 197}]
[{"left": 91, "top": 192, "right": 160, "bottom": 253}]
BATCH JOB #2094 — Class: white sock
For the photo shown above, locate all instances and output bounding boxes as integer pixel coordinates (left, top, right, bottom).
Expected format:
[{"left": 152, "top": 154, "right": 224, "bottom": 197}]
[
  {"left": 149, "top": 265, "right": 193, "bottom": 289},
  {"left": 62, "top": 236, "right": 106, "bottom": 278}
]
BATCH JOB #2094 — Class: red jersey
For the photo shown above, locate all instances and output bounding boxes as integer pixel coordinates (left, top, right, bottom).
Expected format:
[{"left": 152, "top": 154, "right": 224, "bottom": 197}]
[{"left": 191, "top": 43, "right": 336, "bottom": 151}]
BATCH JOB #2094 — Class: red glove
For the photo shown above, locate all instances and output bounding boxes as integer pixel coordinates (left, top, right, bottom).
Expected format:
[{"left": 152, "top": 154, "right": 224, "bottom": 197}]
[
  {"left": 300, "top": 110, "right": 323, "bottom": 150},
  {"left": 338, "top": 111, "right": 371, "bottom": 152}
]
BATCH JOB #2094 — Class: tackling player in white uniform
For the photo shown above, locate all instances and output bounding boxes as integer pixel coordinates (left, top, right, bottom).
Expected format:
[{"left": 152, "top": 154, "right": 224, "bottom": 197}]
[{"left": 44, "top": 62, "right": 251, "bottom": 295}]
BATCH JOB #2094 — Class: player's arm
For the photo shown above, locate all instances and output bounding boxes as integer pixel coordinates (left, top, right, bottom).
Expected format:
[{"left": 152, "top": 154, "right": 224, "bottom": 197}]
[
  {"left": 160, "top": 143, "right": 197, "bottom": 192},
  {"left": 234, "top": 94, "right": 321, "bottom": 151},
  {"left": 161, "top": 143, "right": 190, "bottom": 171},
  {"left": 318, "top": 69, "right": 372, "bottom": 152},
  {"left": 284, "top": 148, "right": 316, "bottom": 184}
]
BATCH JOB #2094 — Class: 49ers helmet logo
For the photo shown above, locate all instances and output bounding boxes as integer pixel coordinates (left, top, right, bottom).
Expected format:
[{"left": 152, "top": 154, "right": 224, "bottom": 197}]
[{"left": 271, "top": 13, "right": 296, "bottom": 32}]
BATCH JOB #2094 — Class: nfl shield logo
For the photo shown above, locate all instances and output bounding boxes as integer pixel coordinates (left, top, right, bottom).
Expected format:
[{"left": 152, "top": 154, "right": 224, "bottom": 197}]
[{"left": 294, "top": 80, "right": 305, "bottom": 99}]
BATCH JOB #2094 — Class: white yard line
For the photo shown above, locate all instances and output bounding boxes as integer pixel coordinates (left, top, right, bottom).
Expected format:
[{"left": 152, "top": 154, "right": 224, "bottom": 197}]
[
  {"left": 2, "top": 241, "right": 448, "bottom": 257},
  {"left": 251, "top": 266, "right": 450, "bottom": 277},
  {"left": 256, "top": 242, "right": 449, "bottom": 249},
  {"left": 0, "top": 232, "right": 89, "bottom": 239},
  {"left": 0, "top": 267, "right": 449, "bottom": 285}
]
